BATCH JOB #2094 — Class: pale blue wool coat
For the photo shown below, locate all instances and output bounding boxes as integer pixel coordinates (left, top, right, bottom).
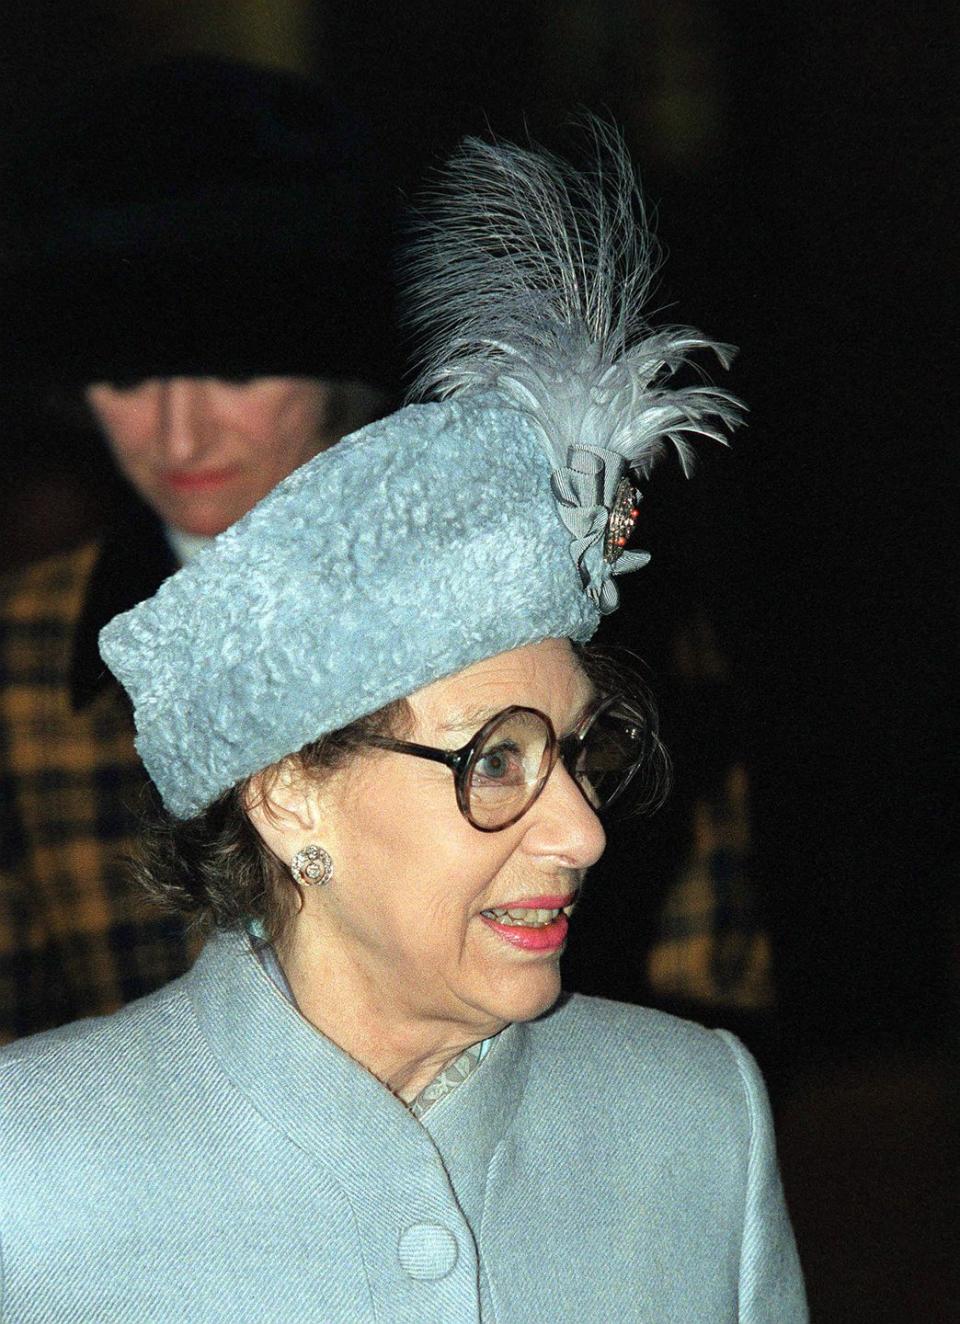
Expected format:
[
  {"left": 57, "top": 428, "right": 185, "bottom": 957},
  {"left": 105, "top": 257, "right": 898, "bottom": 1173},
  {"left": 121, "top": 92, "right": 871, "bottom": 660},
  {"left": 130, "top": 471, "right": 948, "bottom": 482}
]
[{"left": 0, "top": 929, "right": 806, "bottom": 1322}]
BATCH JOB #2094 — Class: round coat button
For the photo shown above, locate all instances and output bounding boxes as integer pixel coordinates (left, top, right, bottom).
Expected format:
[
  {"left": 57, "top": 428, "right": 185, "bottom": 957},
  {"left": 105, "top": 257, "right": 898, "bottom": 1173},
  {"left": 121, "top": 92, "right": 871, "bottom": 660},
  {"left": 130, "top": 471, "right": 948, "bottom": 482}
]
[{"left": 397, "top": 1223, "right": 459, "bottom": 1280}]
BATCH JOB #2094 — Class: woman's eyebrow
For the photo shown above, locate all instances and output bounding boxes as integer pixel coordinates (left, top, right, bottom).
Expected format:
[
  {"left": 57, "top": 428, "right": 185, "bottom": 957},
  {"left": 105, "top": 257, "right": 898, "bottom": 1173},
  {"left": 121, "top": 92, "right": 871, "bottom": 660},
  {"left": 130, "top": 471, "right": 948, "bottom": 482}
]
[
  {"left": 437, "top": 705, "right": 501, "bottom": 737},
  {"left": 438, "top": 688, "right": 598, "bottom": 739}
]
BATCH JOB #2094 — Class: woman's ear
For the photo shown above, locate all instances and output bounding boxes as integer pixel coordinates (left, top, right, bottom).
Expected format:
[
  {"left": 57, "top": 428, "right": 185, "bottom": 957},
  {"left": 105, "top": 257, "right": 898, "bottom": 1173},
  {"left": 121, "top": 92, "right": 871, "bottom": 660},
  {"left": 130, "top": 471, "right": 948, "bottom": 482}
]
[{"left": 243, "top": 757, "right": 321, "bottom": 858}]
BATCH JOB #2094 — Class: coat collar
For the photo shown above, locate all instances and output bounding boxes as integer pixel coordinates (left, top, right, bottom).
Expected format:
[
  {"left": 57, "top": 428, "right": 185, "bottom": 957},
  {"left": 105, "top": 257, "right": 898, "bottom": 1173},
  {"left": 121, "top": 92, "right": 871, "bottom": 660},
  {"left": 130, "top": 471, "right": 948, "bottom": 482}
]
[
  {"left": 185, "top": 928, "right": 529, "bottom": 1218},
  {"left": 418, "top": 1003, "right": 531, "bottom": 1231},
  {"left": 69, "top": 490, "right": 177, "bottom": 712}
]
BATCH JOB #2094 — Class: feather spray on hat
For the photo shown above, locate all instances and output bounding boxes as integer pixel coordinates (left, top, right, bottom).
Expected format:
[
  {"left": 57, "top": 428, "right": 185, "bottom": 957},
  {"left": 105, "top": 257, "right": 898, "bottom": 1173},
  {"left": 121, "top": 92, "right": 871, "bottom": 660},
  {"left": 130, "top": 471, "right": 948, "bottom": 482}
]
[{"left": 405, "top": 120, "right": 744, "bottom": 611}]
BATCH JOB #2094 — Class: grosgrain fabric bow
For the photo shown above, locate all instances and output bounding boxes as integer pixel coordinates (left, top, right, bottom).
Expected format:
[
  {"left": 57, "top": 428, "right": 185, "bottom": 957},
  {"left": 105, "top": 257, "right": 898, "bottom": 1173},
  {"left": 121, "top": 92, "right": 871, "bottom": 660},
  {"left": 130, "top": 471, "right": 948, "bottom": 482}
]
[{"left": 550, "top": 444, "right": 650, "bottom": 613}]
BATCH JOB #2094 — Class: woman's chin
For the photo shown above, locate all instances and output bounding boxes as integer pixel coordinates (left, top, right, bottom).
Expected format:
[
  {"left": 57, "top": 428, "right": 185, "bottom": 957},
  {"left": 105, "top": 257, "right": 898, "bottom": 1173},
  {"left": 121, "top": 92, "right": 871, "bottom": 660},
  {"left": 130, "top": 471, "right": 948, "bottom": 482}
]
[{"left": 484, "top": 962, "right": 563, "bottom": 1026}]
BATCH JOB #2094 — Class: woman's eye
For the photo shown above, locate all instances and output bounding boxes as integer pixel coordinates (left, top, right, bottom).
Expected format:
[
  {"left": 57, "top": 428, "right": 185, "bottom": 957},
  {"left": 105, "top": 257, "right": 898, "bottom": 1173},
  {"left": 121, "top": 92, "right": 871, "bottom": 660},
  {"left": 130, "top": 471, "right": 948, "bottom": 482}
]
[{"left": 473, "top": 743, "right": 524, "bottom": 784}]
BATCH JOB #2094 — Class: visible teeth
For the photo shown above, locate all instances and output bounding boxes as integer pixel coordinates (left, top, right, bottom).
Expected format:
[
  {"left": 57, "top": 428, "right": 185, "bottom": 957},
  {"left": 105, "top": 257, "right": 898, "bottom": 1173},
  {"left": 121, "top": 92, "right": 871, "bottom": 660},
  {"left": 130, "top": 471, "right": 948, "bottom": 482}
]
[{"left": 482, "top": 907, "right": 562, "bottom": 927}]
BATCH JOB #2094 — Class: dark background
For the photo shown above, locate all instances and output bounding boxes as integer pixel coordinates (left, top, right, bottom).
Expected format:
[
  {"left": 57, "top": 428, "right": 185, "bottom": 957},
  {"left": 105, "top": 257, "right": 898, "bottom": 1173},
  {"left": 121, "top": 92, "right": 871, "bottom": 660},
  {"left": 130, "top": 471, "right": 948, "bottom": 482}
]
[{"left": 2, "top": 2, "right": 957, "bottom": 1318}]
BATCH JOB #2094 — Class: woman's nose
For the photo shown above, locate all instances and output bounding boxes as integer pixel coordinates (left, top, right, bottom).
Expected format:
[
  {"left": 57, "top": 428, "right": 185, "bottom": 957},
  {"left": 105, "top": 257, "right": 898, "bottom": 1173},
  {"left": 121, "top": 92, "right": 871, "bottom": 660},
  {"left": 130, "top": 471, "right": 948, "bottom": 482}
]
[
  {"left": 524, "top": 762, "right": 606, "bottom": 869},
  {"left": 157, "top": 379, "right": 208, "bottom": 463}
]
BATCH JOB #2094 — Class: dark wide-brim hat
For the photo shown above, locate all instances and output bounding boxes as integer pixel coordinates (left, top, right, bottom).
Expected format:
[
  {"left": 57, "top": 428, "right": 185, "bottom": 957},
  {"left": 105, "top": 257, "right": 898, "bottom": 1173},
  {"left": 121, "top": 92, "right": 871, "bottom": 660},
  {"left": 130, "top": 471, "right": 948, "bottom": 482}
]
[{"left": 0, "top": 56, "right": 399, "bottom": 388}]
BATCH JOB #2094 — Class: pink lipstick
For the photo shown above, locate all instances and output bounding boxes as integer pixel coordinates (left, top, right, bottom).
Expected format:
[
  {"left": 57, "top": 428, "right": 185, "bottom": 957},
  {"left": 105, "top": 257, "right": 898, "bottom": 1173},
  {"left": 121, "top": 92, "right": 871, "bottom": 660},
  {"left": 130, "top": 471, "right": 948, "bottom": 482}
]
[
  {"left": 480, "top": 911, "right": 569, "bottom": 951},
  {"left": 492, "top": 894, "right": 575, "bottom": 910}
]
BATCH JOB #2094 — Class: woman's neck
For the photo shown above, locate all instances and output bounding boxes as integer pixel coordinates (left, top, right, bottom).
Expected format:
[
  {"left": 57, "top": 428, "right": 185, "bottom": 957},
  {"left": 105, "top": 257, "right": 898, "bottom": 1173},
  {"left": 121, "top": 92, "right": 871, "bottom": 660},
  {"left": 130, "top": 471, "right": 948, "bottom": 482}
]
[{"left": 273, "top": 930, "right": 499, "bottom": 1104}]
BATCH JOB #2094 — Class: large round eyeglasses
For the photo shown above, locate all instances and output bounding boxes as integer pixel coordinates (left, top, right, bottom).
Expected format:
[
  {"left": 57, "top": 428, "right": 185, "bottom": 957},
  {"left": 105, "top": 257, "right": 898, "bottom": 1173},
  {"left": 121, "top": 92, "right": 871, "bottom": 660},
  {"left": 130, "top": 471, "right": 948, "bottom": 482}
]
[{"left": 363, "top": 695, "right": 655, "bottom": 832}]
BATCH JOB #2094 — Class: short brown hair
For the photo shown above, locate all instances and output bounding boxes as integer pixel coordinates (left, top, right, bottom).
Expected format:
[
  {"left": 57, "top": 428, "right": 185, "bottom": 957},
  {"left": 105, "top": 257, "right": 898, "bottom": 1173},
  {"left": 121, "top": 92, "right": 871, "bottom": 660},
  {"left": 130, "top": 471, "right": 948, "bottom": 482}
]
[{"left": 128, "top": 697, "right": 411, "bottom": 941}]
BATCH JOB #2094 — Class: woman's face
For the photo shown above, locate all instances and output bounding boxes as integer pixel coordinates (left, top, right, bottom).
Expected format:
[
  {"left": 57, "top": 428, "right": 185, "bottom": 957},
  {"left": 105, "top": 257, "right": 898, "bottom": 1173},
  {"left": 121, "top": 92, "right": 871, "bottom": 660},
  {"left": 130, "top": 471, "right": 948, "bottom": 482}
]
[
  {"left": 288, "top": 639, "right": 606, "bottom": 1045},
  {"left": 86, "top": 376, "right": 333, "bottom": 537}
]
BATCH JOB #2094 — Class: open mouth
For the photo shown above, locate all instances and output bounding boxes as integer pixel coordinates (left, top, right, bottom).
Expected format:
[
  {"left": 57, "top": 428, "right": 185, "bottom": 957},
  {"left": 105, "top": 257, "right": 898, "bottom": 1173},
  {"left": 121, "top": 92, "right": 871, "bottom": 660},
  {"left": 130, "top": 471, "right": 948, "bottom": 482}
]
[{"left": 479, "top": 903, "right": 575, "bottom": 928}]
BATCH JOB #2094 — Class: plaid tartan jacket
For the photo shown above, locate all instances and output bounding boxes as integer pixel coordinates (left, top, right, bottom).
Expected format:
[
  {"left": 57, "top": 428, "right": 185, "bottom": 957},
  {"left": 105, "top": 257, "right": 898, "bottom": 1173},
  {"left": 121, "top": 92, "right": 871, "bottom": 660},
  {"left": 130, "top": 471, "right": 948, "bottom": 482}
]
[
  {"left": 0, "top": 499, "right": 771, "bottom": 1044},
  {"left": 0, "top": 501, "right": 199, "bottom": 1043}
]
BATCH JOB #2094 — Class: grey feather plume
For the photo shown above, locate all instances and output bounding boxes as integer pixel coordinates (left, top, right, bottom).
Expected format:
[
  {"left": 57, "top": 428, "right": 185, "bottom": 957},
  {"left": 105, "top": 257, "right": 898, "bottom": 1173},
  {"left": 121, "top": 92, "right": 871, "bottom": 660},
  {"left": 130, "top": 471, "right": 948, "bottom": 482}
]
[{"left": 404, "top": 120, "right": 743, "bottom": 479}]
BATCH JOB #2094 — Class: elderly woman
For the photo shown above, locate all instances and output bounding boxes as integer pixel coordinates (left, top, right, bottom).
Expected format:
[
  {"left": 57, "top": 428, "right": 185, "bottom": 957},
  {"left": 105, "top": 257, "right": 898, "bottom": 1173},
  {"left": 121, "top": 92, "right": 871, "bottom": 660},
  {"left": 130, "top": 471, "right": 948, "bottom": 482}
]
[{"left": 0, "top": 130, "right": 806, "bottom": 1322}]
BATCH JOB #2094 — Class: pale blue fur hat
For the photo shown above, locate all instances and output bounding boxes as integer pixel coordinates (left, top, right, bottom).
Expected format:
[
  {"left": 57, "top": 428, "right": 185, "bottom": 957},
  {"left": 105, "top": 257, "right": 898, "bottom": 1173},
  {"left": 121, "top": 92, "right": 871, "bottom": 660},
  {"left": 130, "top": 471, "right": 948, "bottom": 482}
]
[{"left": 100, "top": 125, "right": 742, "bottom": 818}]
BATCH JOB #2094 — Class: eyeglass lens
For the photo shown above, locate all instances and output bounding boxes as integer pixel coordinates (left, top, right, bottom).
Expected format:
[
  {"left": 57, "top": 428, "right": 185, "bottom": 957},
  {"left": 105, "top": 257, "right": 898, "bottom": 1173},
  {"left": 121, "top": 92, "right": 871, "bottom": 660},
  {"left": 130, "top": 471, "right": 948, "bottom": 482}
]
[
  {"left": 567, "top": 701, "right": 647, "bottom": 811},
  {"left": 464, "top": 701, "right": 647, "bottom": 829},
  {"left": 465, "top": 709, "right": 554, "bottom": 829}
]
